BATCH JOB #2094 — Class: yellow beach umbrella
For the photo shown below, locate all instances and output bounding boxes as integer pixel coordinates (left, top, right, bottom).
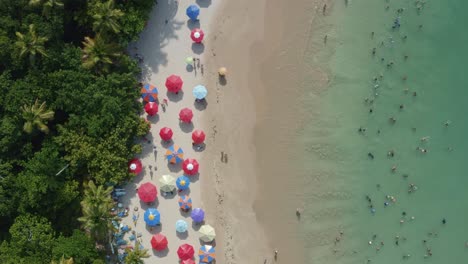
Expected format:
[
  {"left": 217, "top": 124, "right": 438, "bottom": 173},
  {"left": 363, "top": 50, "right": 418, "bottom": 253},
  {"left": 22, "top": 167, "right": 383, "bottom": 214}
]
[
  {"left": 199, "top": 224, "right": 216, "bottom": 242},
  {"left": 218, "top": 67, "right": 227, "bottom": 76},
  {"left": 159, "top": 175, "right": 176, "bottom": 192}
]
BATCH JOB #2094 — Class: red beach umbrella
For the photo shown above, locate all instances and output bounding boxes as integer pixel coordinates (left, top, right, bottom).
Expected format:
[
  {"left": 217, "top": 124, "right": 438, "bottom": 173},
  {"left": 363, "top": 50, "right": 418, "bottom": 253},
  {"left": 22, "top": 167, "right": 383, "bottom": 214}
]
[
  {"left": 144, "top": 102, "right": 158, "bottom": 116},
  {"left": 165, "top": 74, "right": 183, "bottom": 93},
  {"left": 182, "top": 158, "right": 199, "bottom": 175},
  {"left": 159, "top": 127, "right": 173, "bottom": 141},
  {"left": 150, "top": 233, "right": 168, "bottom": 251},
  {"left": 190, "top": 28, "right": 204, "bottom": 43},
  {"left": 137, "top": 182, "right": 158, "bottom": 203},
  {"left": 192, "top": 130, "right": 206, "bottom": 144},
  {"left": 177, "top": 244, "right": 195, "bottom": 260},
  {"left": 179, "top": 108, "right": 193, "bottom": 123},
  {"left": 181, "top": 259, "right": 196, "bottom": 264},
  {"left": 128, "top": 158, "right": 142, "bottom": 174}
]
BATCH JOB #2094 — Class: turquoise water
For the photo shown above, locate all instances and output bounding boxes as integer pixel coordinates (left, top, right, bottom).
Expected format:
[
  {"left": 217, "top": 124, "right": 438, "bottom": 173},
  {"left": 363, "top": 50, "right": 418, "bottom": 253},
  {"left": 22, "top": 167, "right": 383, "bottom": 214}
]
[{"left": 300, "top": 0, "right": 468, "bottom": 263}]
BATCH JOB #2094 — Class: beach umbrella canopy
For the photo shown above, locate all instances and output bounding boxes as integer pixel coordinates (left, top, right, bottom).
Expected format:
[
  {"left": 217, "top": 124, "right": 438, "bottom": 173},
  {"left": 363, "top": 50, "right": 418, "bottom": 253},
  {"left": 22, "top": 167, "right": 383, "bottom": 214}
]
[
  {"left": 159, "top": 175, "right": 176, "bottom": 192},
  {"left": 186, "top": 4, "right": 200, "bottom": 20},
  {"left": 199, "top": 245, "right": 216, "bottom": 263},
  {"left": 144, "top": 102, "right": 158, "bottom": 116},
  {"left": 165, "top": 145, "right": 184, "bottom": 164},
  {"left": 176, "top": 175, "right": 191, "bottom": 190},
  {"left": 178, "top": 195, "right": 192, "bottom": 210},
  {"left": 181, "top": 260, "right": 196, "bottom": 264},
  {"left": 151, "top": 233, "right": 168, "bottom": 251},
  {"left": 144, "top": 208, "right": 160, "bottom": 226},
  {"left": 218, "top": 67, "right": 227, "bottom": 76},
  {"left": 175, "top": 219, "right": 188, "bottom": 232},
  {"left": 165, "top": 74, "right": 183, "bottom": 93},
  {"left": 192, "top": 85, "right": 208, "bottom": 100},
  {"left": 159, "top": 127, "right": 173, "bottom": 141},
  {"left": 177, "top": 244, "right": 195, "bottom": 260},
  {"left": 141, "top": 83, "right": 158, "bottom": 102},
  {"left": 128, "top": 158, "right": 142, "bottom": 174},
  {"left": 192, "top": 130, "right": 206, "bottom": 144},
  {"left": 185, "top": 56, "right": 194, "bottom": 65},
  {"left": 190, "top": 28, "right": 204, "bottom": 43},
  {"left": 191, "top": 208, "right": 205, "bottom": 223},
  {"left": 182, "top": 158, "right": 199, "bottom": 175},
  {"left": 179, "top": 108, "right": 193, "bottom": 123},
  {"left": 199, "top": 225, "right": 216, "bottom": 242},
  {"left": 137, "top": 182, "right": 157, "bottom": 203}
]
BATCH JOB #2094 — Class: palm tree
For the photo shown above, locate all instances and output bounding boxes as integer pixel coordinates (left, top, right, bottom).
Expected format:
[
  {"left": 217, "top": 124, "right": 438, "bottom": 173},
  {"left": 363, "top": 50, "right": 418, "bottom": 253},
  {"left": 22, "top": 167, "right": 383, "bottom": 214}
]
[
  {"left": 125, "top": 241, "right": 150, "bottom": 264},
  {"left": 29, "top": 0, "right": 64, "bottom": 17},
  {"left": 81, "top": 34, "right": 121, "bottom": 73},
  {"left": 21, "top": 99, "right": 54, "bottom": 134},
  {"left": 92, "top": 0, "right": 123, "bottom": 34},
  {"left": 51, "top": 255, "right": 74, "bottom": 264},
  {"left": 78, "top": 181, "right": 114, "bottom": 242},
  {"left": 15, "top": 24, "right": 48, "bottom": 65}
]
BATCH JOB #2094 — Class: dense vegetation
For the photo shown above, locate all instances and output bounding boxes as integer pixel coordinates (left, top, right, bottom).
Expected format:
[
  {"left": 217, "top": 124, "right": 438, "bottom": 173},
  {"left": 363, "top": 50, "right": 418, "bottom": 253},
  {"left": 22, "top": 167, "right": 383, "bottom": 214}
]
[{"left": 0, "top": 0, "right": 153, "bottom": 263}]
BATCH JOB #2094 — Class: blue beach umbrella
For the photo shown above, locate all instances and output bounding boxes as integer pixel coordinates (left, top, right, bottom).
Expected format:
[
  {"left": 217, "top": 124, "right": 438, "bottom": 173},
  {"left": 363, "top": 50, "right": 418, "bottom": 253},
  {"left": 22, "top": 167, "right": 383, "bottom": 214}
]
[
  {"left": 192, "top": 85, "right": 208, "bottom": 100},
  {"left": 176, "top": 175, "right": 191, "bottom": 190},
  {"left": 144, "top": 208, "right": 160, "bottom": 226},
  {"left": 175, "top": 219, "right": 188, "bottom": 232},
  {"left": 186, "top": 4, "right": 200, "bottom": 20}
]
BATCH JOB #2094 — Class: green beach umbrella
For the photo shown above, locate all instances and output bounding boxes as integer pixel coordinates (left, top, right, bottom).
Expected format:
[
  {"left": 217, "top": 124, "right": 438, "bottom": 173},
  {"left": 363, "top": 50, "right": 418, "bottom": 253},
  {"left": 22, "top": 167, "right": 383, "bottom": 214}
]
[
  {"left": 185, "top": 56, "right": 194, "bottom": 65},
  {"left": 199, "top": 224, "right": 216, "bottom": 242},
  {"left": 159, "top": 174, "right": 176, "bottom": 192}
]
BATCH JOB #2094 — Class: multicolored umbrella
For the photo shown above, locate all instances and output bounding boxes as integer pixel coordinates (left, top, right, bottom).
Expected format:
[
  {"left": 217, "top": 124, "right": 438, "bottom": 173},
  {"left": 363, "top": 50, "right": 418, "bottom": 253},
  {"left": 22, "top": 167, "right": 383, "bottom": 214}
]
[
  {"left": 192, "top": 130, "right": 206, "bottom": 144},
  {"left": 199, "top": 245, "right": 216, "bottom": 263},
  {"left": 165, "top": 145, "right": 184, "bottom": 164},
  {"left": 181, "top": 259, "right": 196, "bottom": 264},
  {"left": 191, "top": 208, "right": 205, "bottom": 223},
  {"left": 144, "top": 102, "right": 158, "bottom": 116},
  {"left": 141, "top": 84, "right": 158, "bottom": 102},
  {"left": 176, "top": 219, "right": 188, "bottom": 232},
  {"left": 151, "top": 233, "right": 168, "bottom": 251},
  {"left": 137, "top": 182, "right": 157, "bottom": 203},
  {"left": 144, "top": 208, "right": 160, "bottom": 226},
  {"left": 176, "top": 175, "right": 191, "bottom": 190},
  {"left": 190, "top": 28, "right": 204, "bottom": 43},
  {"left": 159, "top": 127, "right": 173, "bottom": 141},
  {"left": 192, "top": 85, "right": 207, "bottom": 100},
  {"left": 177, "top": 244, "right": 195, "bottom": 260},
  {"left": 128, "top": 158, "right": 142, "bottom": 174},
  {"left": 165, "top": 75, "right": 183, "bottom": 93},
  {"left": 186, "top": 4, "right": 200, "bottom": 20},
  {"left": 178, "top": 195, "right": 192, "bottom": 210},
  {"left": 159, "top": 175, "right": 176, "bottom": 192},
  {"left": 179, "top": 108, "right": 193, "bottom": 123},
  {"left": 199, "top": 224, "right": 216, "bottom": 242},
  {"left": 182, "top": 158, "right": 199, "bottom": 175}
]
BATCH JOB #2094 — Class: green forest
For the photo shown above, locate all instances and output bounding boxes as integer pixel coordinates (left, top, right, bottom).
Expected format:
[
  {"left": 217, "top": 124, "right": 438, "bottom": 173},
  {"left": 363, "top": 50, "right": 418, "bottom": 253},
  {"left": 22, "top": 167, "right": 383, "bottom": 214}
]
[{"left": 0, "top": 0, "right": 154, "bottom": 263}]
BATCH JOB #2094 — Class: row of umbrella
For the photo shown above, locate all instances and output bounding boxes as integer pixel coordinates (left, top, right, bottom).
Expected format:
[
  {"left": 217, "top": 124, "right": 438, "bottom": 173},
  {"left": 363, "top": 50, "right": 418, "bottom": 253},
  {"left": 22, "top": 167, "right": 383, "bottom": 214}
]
[
  {"left": 150, "top": 234, "right": 215, "bottom": 263},
  {"left": 136, "top": 175, "right": 196, "bottom": 203},
  {"left": 141, "top": 79, "right": 208, "bottom": 101},
  {"left": 160, "top": 128, "right": 206, "bottom": 144},
  {"left": 142, "top": 207, "right": 206, "bottom": 226}
]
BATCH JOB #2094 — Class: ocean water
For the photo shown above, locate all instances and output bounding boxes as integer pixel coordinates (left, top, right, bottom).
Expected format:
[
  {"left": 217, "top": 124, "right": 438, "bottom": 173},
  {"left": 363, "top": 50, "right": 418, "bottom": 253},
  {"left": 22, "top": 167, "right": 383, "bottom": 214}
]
[{"left": 299, "top": 0, "right": 468, "bottom": 263}]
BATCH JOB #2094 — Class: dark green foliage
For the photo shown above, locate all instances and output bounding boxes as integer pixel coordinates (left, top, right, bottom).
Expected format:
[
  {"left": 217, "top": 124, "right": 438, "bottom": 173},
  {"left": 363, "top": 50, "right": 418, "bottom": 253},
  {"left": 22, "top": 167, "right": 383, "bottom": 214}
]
[{"left": 0, "top": 0, "right": 154, "bottom": 262}]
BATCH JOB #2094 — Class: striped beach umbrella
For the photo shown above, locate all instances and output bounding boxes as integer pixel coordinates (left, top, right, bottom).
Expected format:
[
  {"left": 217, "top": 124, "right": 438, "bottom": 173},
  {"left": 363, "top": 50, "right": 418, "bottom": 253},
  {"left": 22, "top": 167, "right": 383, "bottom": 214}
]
[
  {"left": 137, "top": 182, "right": 157, "bottom": 203},
  {"left": 182, "top": 158, "right": 199, "bottom": 175},
  {"left": 178, "top": 195, "right": 192, "bottom": 210},
  {"left": 128, "top": 158, "right": 142, "bottom": 174},
  {"left": 191, "top": 208, "right": 205, "bottom": 223},
  {"left": 165, "top": 74, "right": 183, "bottom": 93},
  {"left": 165, "top": 145, "right": 184, "bottom": 164},
  {"left": 191, "top": 28, "right": 204, "bottom": 43},
  {"left": 199, "top": 224, "right": 216, "bottom": 242},
  {"left": 144, "top": 102, "right": 158, "bottom": 116},
  {"left": 176, "top": 219, "right": 188, "bottom": 233},
  {"left": 159, "top": 175, "right": 176, "bottom": 192},
  {"left": 159, "top": 127, "right": 173, "bottom": 141},
  {"left": 151, "top": 233, "right": 168, "bottom": 251},
  {"left": 199, "top": 245, "right": 216, "bottom": 263},
  {"left": 192, "top": 85, "right": 207, "bottom": 100},
  {"left": 186, "top": 4, "right": 200, "bottom": 20},
  {"left": 141, "top": 83, "right": 158, "bottom": 102},
  {"left": 177, "top": 244, "right": 195, "bottom": 260},
  {"left": 179, "top": 108, "right": 193, "bottom": 123},
  {"left": 144, "top": 208, "right": 160, "bottom": 226},
  {"left": 176, "top": 175, "right": 191, "bottom": 190}
]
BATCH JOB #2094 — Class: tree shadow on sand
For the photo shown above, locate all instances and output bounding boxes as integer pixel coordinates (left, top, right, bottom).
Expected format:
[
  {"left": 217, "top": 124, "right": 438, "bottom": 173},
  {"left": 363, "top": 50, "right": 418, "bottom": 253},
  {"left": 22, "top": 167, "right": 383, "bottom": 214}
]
[
  {"left": 196, "top": 0, "right": 212, "bottom": 8},
  {"left": 191, "top": 43, "right": 205, "bottom": 54}
]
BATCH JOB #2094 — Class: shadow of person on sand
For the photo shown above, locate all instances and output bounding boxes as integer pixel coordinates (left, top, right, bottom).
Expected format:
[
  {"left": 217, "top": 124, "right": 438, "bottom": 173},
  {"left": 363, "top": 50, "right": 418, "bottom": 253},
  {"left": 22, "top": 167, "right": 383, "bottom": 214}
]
[
  {"left": 196, "top": 0, "right": 212, "bottom": 8},
  {"left": 194, "top": 99, "right": 208, "bottom": 110},
  {"left": 166, "top": 91, "right": 184, "bottom": 102},
  {"left": 191, "top": 43, "right": 205, "bottom": 54},
  {"left": 179, "top": 122, "right": 194, "bottom": 133},
  {"left": 153, "top": 248, "right": 169, "bottom": 258},
  {"left": 187, "top": 19, "right": 200, "bottom": 30}
]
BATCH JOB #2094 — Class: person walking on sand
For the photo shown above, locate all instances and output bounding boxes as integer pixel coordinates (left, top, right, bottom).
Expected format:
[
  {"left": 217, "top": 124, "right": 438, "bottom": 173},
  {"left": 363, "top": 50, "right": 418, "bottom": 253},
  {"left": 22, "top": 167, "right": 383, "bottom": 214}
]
[
  {"left": 274, "top": 249, "right": 278, "bottom": 260},
  {"left": 323, "top": 4, "right": 327, "bottom": 14}
]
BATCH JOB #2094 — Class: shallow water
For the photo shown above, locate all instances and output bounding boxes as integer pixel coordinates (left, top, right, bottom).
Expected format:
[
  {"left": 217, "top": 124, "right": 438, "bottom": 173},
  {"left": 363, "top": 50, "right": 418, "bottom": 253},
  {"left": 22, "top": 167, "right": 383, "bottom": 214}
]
[{"left": 298, "top": 0, "right": 468, "bottom": 263}]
